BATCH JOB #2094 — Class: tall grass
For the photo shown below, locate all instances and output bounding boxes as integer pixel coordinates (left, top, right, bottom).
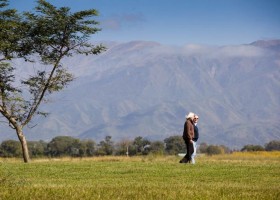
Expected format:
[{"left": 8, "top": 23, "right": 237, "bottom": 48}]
[{"left": 0, "top": 153, "right": 279, "bottom": 200}]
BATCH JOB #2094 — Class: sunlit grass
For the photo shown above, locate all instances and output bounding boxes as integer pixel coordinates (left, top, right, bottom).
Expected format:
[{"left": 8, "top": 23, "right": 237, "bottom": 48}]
[
  {"left": 229, "top": 151, "right": 280, "bottom": 158},
  {"left": 0, "top": 153, "right": 279, "bottom": 200}
]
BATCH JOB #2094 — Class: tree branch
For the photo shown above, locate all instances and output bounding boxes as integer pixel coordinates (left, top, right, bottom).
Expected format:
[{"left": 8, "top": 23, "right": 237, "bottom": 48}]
[
  {"left": 22, "top": 54, "right": 63, "bottom": 126},
  {"left": 0, "top": 105, "right": 17, "bottom": 129}
]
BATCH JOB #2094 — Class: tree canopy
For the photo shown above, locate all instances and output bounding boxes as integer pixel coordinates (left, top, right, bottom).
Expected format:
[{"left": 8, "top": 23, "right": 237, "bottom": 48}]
[{"left": 0, "top": 0, "right": 105, "bottom": 162}]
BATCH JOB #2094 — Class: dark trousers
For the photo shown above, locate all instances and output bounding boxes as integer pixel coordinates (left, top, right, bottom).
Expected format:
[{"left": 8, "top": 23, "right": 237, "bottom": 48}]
[{"left": 182, "top": 140, "right": 194, "bottom": 163}]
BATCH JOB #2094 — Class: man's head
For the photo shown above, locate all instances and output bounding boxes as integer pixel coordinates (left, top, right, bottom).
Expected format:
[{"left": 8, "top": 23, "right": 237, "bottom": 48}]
[
  {"left": 186, "top": 112, "right": 195, "bottom": 120},
  {"left": 193, "top": 114, "right": 199, "bottom": 123}
]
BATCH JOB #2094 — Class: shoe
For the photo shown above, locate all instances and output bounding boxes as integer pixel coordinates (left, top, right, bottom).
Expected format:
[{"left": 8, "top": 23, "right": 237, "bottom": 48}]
[{"left": 179, "top": 158, "right": 188, "bottom": 163}]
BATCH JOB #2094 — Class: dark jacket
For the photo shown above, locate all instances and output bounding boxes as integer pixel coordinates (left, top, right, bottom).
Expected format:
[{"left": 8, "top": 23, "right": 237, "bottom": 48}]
[
  {"left": 182, "top": 118, "right": 194, "bottom": 142},
  {"left": 193, "top": 124, "right": 199, "bottom": 142}
]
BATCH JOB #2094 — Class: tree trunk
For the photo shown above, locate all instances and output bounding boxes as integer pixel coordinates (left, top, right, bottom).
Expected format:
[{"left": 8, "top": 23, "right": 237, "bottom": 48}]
[{"left": 16, "top": 127, "right": 30, "bottom": 163}]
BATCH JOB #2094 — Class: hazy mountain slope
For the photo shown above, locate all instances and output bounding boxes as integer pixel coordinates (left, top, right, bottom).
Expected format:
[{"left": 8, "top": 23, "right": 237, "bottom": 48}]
[{"left": 1, "top": 40, "right": 279, "bottom": 148}]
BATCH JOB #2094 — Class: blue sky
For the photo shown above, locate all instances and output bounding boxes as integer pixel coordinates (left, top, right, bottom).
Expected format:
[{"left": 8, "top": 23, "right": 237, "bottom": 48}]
[{"left": 7, "top": 0, "right": 280, "bottom": 46}]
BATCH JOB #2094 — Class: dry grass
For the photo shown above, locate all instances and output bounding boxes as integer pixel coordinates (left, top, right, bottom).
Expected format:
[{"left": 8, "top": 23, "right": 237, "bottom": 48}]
[{"left": 0, "top": 152, "right": 279, "bottom": 200}]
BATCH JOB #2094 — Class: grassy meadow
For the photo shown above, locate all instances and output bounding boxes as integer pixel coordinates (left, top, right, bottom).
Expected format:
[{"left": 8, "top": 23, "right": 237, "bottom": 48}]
[{"left": 0, "top": 152, "right": 279, "bottom": 200}]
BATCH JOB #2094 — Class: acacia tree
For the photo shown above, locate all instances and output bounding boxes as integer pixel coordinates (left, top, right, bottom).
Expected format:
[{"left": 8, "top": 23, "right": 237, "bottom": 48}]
[{"left": 0, "top": 0, "right": 105, "bottom": 162}]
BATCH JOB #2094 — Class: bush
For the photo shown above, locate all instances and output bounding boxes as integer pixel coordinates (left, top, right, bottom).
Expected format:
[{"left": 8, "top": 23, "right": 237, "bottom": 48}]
[
  {"left": 28, "top": 140, "right": 47, "bottom": 158},
  {"left": 241, "top": 144, "right": 265, "bottom": 152},
  {"left": 164, "top": 136, "right": 185, "bottom": 155},
  {"left": 206, "top": 145, "right": 224, "bottom": 155},
  {"left": 265, "top": 140, "right": 280, "bottom": 151},
  {"left": 0, "top": 140, "right": 22, "bottom": 157}
]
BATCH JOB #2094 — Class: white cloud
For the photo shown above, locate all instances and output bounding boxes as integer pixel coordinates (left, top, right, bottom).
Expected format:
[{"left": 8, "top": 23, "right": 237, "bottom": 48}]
[
  {"left": 179, "top": 44, "right": 271, "bottom": 58},
  {"left": 214, "top": 45, "right": 270, "bottom": 58}
]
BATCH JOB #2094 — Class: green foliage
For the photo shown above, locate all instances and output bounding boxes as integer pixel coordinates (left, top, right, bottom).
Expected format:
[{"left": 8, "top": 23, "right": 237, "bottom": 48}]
[
  {"left": 265, "top": 140, "right": 280, "bottom": 151},
  {"left": 149, "top": 141, "right": 165, "bottom": 155},
  {"left": 0, "top": 63, "right": 19, "bottom": 93},
  {"left": 0, "top": 63, "right": 29, "bottom": 122},
  {"left": 22, "top": 0, "right": 105, "bottom": 64},
  {"left": 79, "top": 139, "right": 96, "bottom": 157},
  {"left": 206, "top": 145, "right": 224, "bottom": 155},
  {"left": 47, "top": 136, "right": 81, "bottom": 157},
  {"left": 0, "top": 140, "right": 22, "bottom": 157},
  {"left": 0, "top": 140, "right": 48, "bottom": 158},
  {"left": 0, "top": 0, "right": 25, "bottom": 60},
  {"left": 241, "top": 144, "right": 265, "bottom": 152},
  {"left": 27, "top": 140, "right": 47, "bottom": 158},
  {"left": 130, "top": 136, "right": 151, "bottom": 155},
  {"left": 1, "top": 135, "right": 279, "bottom": 158},
  {"left": 164, "top": 135, "right": 185, "bottom": 155},
  {"left": 200, "top": 143, "right": 232, "bottom": 155},
  {"left": 96, "top": 136, "right": 114, "bottom": 156}
]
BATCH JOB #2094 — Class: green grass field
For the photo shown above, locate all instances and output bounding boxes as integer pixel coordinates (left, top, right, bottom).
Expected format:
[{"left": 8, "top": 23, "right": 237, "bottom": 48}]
[{"left": 0, "top": 152, "right": 279, "bottom": 200}]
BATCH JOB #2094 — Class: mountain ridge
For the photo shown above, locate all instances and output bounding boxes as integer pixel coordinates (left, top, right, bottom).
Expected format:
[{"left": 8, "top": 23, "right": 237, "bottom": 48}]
[{"left": 1, "top": 40, "right": 279, "bottom": 148}]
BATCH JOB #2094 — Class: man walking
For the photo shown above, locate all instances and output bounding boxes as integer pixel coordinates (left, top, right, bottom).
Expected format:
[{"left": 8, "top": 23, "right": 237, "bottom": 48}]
[
  {"left": 191, "top": 114, "right": 199, "bottom": 164},
  {"left": 180, "top": 112, "right": 195, "bottom": 163}
]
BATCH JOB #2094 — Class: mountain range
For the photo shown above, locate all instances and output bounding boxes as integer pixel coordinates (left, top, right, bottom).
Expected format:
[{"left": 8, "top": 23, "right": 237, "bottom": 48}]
[{"left": 1, "top": 40, "right": 280, "bottom": 149}]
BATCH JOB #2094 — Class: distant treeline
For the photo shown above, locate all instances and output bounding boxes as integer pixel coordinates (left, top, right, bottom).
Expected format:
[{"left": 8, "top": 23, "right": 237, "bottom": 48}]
[{"left": 0, "top": 135, "right": 279, "bottom": 158}]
